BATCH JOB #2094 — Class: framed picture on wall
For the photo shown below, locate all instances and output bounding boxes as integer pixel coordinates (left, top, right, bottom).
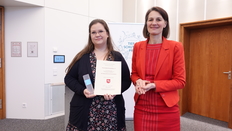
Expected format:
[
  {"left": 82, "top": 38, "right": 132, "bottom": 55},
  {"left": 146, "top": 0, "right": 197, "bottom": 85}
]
[
  {"left": 11, "top": 42, "right": 22, "bottom": 57},
  {"left": 27, "top": 42, "right": 38, "bottom": 57}
]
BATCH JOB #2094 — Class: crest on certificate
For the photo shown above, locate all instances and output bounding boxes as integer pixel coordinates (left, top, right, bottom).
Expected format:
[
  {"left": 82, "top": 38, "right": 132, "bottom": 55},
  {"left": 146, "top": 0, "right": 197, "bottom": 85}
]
[{"left": 106, "top": 79, "right": 111, "bottom": 83}]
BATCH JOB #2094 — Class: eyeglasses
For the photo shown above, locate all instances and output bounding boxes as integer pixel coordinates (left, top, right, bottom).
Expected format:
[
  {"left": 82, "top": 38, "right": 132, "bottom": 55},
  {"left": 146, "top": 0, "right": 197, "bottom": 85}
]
[{"left": 90, "top": 30, "right": 105, "bottom": 36}]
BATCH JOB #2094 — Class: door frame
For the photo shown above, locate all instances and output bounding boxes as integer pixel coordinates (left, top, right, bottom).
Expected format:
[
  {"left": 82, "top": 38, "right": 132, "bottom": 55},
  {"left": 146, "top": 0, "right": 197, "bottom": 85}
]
[
  {"left": 0, "top": 6, "right": 5, "bottom": 119},
  {"left": 178, "top": 17, "right": 232, "bottom": 128}
]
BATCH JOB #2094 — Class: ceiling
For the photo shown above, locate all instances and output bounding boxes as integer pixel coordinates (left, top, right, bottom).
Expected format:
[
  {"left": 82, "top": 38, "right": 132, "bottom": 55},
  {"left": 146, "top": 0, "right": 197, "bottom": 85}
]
[{"left": 0, "top": 0, "right": 39, "bottom": 7}]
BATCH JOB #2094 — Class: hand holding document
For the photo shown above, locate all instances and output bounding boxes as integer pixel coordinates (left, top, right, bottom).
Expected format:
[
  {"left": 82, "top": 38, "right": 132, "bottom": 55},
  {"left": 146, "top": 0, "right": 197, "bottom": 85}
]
[{"left": 94, "top": 60, "right": 121, "bottom": 95}]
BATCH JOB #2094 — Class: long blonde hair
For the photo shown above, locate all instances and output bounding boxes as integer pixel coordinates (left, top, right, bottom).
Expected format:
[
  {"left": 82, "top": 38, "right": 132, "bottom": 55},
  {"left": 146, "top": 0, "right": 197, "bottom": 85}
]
[{"left": 65, "top": 19, "right": 115, "bottom": 73}]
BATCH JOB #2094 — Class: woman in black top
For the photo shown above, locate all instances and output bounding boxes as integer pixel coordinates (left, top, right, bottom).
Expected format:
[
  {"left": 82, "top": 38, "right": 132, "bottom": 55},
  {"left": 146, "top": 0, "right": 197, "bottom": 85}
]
[{"left": 65, "top": 19, "right": 131, "bottom": 131}]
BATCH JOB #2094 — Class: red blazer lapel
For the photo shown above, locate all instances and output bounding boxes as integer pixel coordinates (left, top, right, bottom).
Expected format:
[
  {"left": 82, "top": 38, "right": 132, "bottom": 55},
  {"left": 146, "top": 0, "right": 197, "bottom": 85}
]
[
  {"left": 154, "top": 37, "right": 169, "bottom": 78},
  {"left": 139, "top": 41, "right": 147, "bottom": 80}
]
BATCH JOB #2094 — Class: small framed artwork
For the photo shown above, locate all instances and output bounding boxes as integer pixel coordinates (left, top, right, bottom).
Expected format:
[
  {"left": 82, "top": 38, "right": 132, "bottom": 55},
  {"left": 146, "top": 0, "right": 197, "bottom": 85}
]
[
  {"left": 11, "top": 42, "right": 22, "bottom": 57},
  {"left": 27, "top": 42, "right": 38, "bottom": 57},
  {"left": 53, "top": 55, "right": 65, "bottom": 63}
]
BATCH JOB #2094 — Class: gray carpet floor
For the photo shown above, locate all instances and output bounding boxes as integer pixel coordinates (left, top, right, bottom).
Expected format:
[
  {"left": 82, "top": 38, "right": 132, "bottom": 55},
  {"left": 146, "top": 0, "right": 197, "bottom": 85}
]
[{"left": 0, "top": 112, "right": 232, "bottom": 131}]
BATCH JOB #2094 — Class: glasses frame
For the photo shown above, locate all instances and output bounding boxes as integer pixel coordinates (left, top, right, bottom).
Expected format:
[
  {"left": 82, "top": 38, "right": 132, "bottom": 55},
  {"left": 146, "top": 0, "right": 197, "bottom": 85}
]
[{"left": 90, "top": 30, "right": 105, "bottom": 36}]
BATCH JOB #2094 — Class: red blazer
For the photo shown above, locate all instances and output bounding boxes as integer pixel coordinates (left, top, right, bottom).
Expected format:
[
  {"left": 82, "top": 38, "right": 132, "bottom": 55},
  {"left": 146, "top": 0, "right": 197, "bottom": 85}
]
[{"left": 131, "top": 37, "right": 186, "bottom": 107}]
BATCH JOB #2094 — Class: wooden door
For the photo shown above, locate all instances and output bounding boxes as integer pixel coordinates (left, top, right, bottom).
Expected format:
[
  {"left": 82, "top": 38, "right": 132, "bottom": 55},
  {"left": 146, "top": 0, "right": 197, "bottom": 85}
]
[
  {"left": 189, "top": 25, "right": 231, "bottom": 122},
  {"left": 179, "top": 17, "right": 232, "bottom": 128},
  {"left": 0, "top": 6, "right": 5, "bottom": 119}
]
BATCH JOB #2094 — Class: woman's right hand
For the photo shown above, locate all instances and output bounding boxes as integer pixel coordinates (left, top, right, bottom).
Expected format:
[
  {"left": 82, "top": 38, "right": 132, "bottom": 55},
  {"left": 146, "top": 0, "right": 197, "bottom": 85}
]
[
  {"left": 135, "top": 79, "right": 150, "bottom": 95},
  {"left": 84, "top": 89, "right": 96, "bottom": 98}
]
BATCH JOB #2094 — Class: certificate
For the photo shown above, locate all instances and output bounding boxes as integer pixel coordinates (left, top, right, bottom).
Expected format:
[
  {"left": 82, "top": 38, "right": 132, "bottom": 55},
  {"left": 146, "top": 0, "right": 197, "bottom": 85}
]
[{"left": 94, "top": 60, "right": 121, "bottom": 95}]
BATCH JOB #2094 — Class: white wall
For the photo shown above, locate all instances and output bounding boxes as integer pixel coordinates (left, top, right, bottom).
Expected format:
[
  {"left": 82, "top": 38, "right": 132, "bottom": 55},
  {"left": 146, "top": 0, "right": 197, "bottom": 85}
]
[
  {"left": 5, "top": 7, "right": 45, "bottom": 119},
  {"left": 4, "top": 0, "right": 123, "bottom": 119},
  {"left": 44, "top": 8, "right": 88, "bottom": 84},
  {"left": 123, "top": 0, "right": 232, "bottom": 41},
  {"left": 206, "top": 0, "right": 232, "bottom": 19}
]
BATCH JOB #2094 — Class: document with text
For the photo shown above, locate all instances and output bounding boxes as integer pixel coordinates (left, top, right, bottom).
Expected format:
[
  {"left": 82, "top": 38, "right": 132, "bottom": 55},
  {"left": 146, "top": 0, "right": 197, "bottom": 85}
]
[{"left": 94, "top": 60, "right": 121, "bottom": 95}]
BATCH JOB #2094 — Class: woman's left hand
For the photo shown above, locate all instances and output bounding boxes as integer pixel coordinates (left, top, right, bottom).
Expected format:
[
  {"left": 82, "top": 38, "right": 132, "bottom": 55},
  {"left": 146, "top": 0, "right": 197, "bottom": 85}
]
[
  {"left": 141, "top": 83, "right": 156, "bottom": 92},
  {"left": 136, "top": 82, "right": 156, "bottom": 95},
  {"left": 103, "top": 94, "right": 116, "bottom": 100}
]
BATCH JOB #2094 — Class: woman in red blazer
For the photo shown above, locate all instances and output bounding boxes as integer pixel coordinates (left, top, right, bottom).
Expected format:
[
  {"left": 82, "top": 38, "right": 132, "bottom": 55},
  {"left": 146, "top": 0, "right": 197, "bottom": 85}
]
[{"left": 131, "top": 6, "right": 186, "bottom": 131}]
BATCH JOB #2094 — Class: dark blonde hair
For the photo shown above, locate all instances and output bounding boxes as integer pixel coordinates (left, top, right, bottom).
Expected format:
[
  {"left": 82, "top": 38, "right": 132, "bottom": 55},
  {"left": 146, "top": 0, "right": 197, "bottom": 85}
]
[
  {"left": 65, "top": 19, "right": 115, "bottom": 73},
  {"left": 143, "top": 6, "right": 170, "bottom": 38}
]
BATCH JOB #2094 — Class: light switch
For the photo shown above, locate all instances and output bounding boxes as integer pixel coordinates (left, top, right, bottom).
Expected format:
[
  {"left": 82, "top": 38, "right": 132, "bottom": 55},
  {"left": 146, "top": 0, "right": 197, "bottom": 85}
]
[
  {"left": 53, "top": 68, "right": 57, "bottom": 76},
  {"left": 53, "top": 47, "right": 58, "bottom": 53}
]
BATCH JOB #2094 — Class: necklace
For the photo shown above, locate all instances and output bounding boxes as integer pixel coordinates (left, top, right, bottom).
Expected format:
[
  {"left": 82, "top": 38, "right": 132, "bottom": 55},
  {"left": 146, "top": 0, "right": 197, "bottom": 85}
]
[{"left": 94, "top": 51, "right": 108, "bottom": 60}]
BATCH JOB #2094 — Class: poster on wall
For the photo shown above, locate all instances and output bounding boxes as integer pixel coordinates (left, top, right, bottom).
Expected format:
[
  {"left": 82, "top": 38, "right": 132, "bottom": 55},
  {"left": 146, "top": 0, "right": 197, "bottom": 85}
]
[
  {"left": 27, "top": 42, "right": 38, "bottom": 57},
  {"left": 11, "top": 42, "right": 22, "bottom": 57},
  {"left": 108, "top": 23, "right": 145, "bottom": 119}
]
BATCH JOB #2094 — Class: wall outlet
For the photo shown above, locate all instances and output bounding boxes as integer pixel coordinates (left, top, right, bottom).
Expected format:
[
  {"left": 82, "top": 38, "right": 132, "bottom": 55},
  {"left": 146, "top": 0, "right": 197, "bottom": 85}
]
[{"left": 22, "top": 103, "right": 27, "bottom": 108}]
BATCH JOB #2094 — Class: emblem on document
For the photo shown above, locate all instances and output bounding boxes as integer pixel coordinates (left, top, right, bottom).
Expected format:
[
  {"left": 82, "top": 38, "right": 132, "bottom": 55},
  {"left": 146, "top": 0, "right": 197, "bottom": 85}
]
[{"left": 106, "top": 79, "right": 111, "bottom": 83}]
